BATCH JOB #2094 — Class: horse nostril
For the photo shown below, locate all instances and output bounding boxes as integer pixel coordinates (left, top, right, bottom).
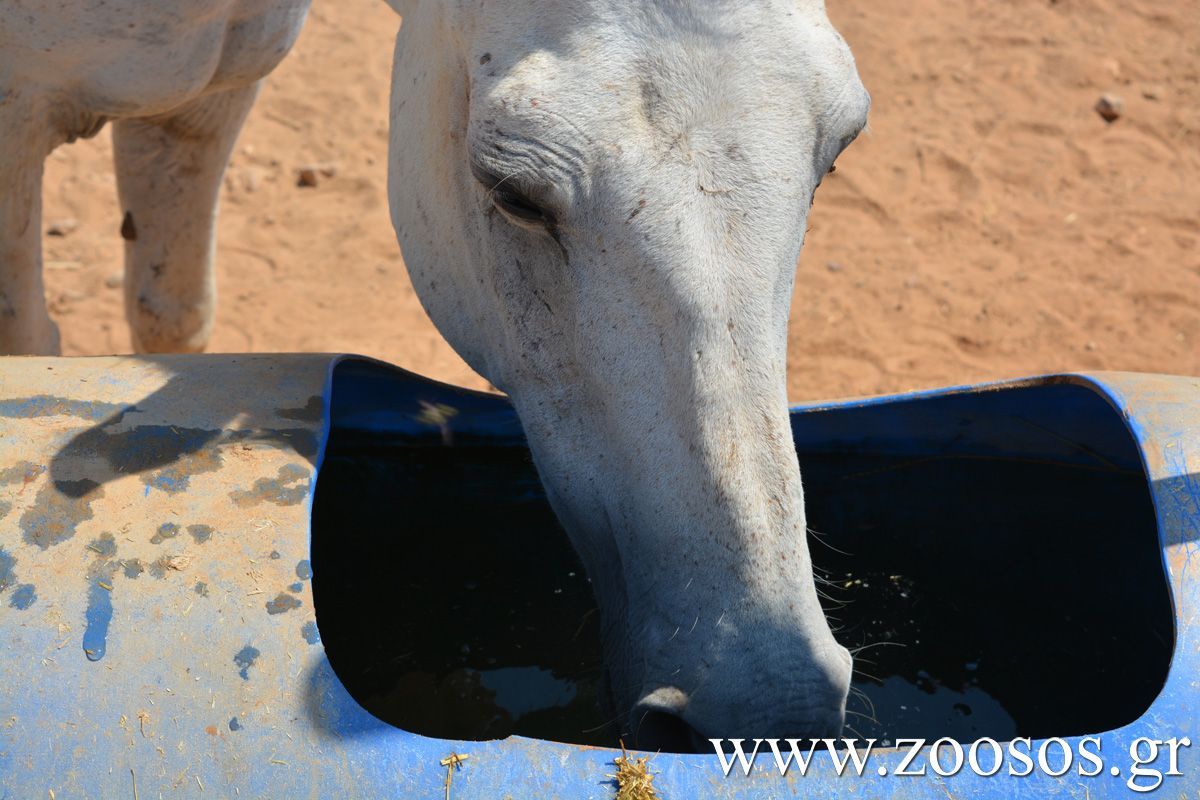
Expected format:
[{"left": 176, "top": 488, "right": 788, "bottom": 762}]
[{"left": 632, "top": 707, "right": 710, "bottom": 754}]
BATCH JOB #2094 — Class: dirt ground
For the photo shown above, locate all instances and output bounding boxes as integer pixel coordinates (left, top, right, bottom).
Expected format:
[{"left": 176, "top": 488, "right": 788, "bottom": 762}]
[{"left": 41, "top": 0, "right": 1200, "bottom": 401}]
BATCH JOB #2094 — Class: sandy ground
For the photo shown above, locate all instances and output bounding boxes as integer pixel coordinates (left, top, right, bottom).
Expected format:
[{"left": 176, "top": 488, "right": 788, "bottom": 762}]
[{"left": 41, "top": 0, "right": 1200, "bottom": 401}]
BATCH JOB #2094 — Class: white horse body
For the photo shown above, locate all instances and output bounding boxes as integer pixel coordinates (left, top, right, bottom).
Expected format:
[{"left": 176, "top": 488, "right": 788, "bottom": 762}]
[
  {"left": 385, "top": 0, "right": 869, "bottom": 749},
  {"left": 0, "top": 0, "right": 310, "bottom": 354}
]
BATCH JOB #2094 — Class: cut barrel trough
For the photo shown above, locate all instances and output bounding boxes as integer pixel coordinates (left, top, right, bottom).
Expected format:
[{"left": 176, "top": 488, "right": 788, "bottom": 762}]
[{"left": 0, "top": 354, "right": 1197, "bottom": 797}]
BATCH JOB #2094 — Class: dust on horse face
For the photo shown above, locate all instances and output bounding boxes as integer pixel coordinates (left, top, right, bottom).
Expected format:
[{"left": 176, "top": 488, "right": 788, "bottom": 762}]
[{"left": 387, "top": 0, "right": 869, "bottom": 749}]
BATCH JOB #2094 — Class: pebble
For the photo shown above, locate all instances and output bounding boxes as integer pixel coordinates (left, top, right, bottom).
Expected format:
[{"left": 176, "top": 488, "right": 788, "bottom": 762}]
[
  {"left": 104, "top": 272, "right": 123, "bottom": 289},
  {"left": 46, "top": 217, "right": 79, "bottom": 237},
  {"left": 1094, "top": 93, "right": 1123, "bottom": 123},
  {"left": 295, "top": 163, "right": 338, "bottom": 188}
]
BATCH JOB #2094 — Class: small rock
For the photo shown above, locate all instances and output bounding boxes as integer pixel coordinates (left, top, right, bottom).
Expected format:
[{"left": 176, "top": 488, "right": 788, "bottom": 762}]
[
  {"left": 104, "top": 272, "right": 123, "bottom": 289},
  {"left": 296, "top": 167, "right": 319, "bottom": 188},
  {"left": 1141, "top": 84, "right": 1165, "bottom": 101},
  {"left": 46, "top": 217, "right": 79, "bottom": 237},
  {"left": 1085, "top": 340, "right": 1098, "bottom": 351},
  {"left": 295, "top": 162, "right": 337, "bottom": 188},
  {"left": 1094, "top": 93, "right": 1123, "bottom": 123},
  {"left": 825, "top": 261, "right": 844, "bottom": 273}
]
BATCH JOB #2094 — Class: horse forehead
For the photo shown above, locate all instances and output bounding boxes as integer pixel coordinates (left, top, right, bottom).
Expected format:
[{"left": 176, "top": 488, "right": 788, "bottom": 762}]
[
  {"left": 477, "top": 9, "right": 834, "bottom": 127},
  {"left": 475, "top": 0, "right": 829, "bottom": 33},
  {"left": 479, "top": 32, "right": 803, "bottom": 126}
]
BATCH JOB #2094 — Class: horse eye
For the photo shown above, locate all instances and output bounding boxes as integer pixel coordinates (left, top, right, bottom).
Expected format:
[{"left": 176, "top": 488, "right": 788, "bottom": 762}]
[
  {"left": 469, "top": 160, "right": 554, "bottom": 227},
  {"left": 492, "top": 190, "right": 551, "bottom": 226}
]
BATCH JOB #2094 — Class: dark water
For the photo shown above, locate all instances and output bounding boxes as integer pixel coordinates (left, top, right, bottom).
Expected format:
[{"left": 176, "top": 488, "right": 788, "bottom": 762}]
[
  {"left": 312, "top": 444, "right": 612, "bottom": 745},
  {"left": 312, "top": 439, "right": 1172, "bottom": 748}
]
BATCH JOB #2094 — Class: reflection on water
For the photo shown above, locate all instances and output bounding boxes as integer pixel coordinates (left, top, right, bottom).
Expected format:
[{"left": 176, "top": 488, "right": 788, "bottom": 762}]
[
  {"left": 478, "top": 666, "right": 578, "bottom": 720},
  {"left": 313, "top": 438, "right": 1170, "bottom": 748},
  {"left": 860, "top": 677, "right": 1017, "bottom": 744}
]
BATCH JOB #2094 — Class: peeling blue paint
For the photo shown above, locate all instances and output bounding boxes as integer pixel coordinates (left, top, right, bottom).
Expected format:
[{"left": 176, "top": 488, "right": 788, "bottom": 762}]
[
  {"left": 0, "top": 396, "right": 129, "bottom": 421},
  {"left": 150, "top": 522, "right": 180, "bottom": 544},
  {"left": 234, "top": 646, "right": 260, "bottom": 680},
  {"left": 188, "top": 524, "right": 214, "bottom": 544},
  {"left": 9, "top": 584, "right": 36, "bottom": 610},
  {"left": 296, "top": 559, "right": 312, "bottom": 580},
  {"left": 0, "top": 547, "right": 15, "bottom": 592},
  {"left": 136, "top": 427, "right": 223, "bottom": 493},
  {"left": 228, "top": 717, "right": 242, "bottom": 731},
  {"left": 147, "top": 555, "right": 186, "bottom": 580},
  {"left": 50, "top": 419, "right": 312, "bottom": 499},
  {"left": 288, "top": 582, "right": 303, "bottom": 593},
  {"left": 56, "top": 422, "right": 318, "bottom": 499},
  {"left": 1, "top": 544, "right": 37, "bottom": 610},
  {"left": 231, "top": 464, "right": 310, "bottom": 508},
  {"left": 266, "top": 593, "right": 301, "bottom": 615},
  {"left": 0, "top": 461, "right": 45, "bottom": 487},
  {"left": 88, "top": 532, "right": 116, "bottom": 558},
  {"left": 82, "top": 534, "right": 119, "bottom": 661},
  {"left": 301, "top": 621, "right": 320, "bottom": 645},
  {"left": 277, "top": 395, "right": 324, "bottom": 422},
  {"left": 83, "top": 578, "right": 113, "bottom": 662},
  {"left": 20, "top": 479, "right": 103, "bottom": 549}
]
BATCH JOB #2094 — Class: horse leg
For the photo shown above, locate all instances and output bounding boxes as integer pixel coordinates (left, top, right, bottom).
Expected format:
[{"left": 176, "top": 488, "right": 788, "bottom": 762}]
[
  {"left": 112, "top": 80, "right": 261, "bottom": 353},
  {"left": 0, "top": 91, "right": 60, "bottom": 355}
]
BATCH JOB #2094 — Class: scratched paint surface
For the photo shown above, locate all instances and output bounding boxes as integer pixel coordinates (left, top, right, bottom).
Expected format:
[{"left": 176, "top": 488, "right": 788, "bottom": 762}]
[
  {"left": 0, "top": 355, "right": 330, "bottom": 799},
  {"left": 0, "top": 357, "right": 1197, "bottom": 798}
]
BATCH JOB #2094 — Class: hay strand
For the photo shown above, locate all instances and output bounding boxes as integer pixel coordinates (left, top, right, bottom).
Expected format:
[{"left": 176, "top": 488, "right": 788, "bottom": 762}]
[{"left": 610, "top": 742, "right": 660, "bottom": 800}]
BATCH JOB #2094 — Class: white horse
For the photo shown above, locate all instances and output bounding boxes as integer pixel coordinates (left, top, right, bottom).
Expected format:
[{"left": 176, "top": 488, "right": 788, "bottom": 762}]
[
  {"left": 0, "top": 0, "right": 310, "bottom": 355},
  {"left": 4, "top": 0, "right": 868, "bottom": 751},
  {"left": 385, "top": 0, "right": 869, "bottom": 749}
]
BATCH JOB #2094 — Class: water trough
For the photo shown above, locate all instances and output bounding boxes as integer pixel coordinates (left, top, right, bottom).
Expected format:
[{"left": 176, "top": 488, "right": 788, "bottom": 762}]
[{"left": 0, "top": 354, "right": 1197, "bottom": 797}]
